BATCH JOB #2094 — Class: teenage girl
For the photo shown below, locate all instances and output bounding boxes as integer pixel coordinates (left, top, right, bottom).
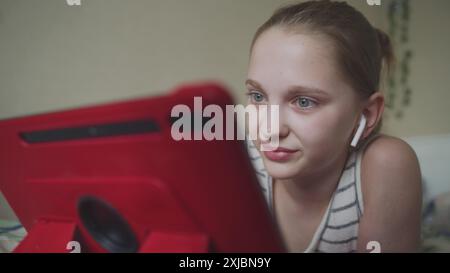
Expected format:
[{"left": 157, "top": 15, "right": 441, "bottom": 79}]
[{"left": 246, "top": 0, "right": 422, "bottom": 253}]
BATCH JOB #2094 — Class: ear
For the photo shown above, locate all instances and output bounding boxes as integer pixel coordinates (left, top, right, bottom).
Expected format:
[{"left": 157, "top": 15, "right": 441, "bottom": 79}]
[{"left": 362, "top": 91, "right": 385, "bottom": 139}]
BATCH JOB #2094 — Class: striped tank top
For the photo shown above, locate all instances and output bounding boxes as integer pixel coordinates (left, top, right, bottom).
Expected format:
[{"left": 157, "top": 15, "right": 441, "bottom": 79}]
[{"left": 247, "top": 135, "right": 379, "bottom": 253}]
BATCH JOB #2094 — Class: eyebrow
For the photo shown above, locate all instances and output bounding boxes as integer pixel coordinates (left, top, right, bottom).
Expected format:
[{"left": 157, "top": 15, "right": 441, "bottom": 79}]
[
  {"left": 245, "top": 79, "right": 330, "bottom": 98},
  {"left": 245, "top": 79, "right": 266, "bottom": 95}
]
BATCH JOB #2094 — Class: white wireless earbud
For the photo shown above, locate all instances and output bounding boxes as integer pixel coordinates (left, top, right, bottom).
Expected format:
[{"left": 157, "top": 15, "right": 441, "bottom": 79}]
[{"left": 350, "top": 115, "right": 367, "bottom": 148}]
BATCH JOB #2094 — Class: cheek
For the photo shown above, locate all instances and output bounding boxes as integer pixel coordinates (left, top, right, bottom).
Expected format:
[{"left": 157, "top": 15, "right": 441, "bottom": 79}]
[{"left": 289, "top": 108, "right": 354, "bottom": 152}]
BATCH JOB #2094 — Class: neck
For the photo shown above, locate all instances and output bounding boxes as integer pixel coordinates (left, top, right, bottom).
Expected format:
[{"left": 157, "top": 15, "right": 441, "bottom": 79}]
[{"left": 275, "top": 150, "right": 350, "bottom": 212}]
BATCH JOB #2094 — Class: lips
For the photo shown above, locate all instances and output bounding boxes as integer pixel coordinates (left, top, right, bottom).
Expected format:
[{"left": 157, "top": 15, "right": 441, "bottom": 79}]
[
  {"left": 271, "top": 147, "right": 298, "bottom": 153},
  {"left": 262, "top": 147, "right": 299, "bottom": 162}
]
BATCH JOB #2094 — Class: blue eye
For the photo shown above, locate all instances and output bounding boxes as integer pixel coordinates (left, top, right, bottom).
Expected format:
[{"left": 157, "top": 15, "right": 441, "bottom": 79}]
[
  {"left": 296, "top": 97, "right": 316, "bottom": 108},
  {"left": 247, "top": 92, "right": 265, "bottom": 103}
]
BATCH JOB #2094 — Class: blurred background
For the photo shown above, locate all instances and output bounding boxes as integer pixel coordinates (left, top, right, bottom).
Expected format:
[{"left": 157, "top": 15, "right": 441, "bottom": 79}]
[{"left": 1, "top": 0, "right": 449, "bottom": 252}]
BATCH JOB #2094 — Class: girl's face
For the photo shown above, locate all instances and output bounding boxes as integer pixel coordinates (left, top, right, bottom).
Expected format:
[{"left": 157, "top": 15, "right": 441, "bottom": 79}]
[{"left": 247, "top": 27, "right": 362, "bottom": 180}]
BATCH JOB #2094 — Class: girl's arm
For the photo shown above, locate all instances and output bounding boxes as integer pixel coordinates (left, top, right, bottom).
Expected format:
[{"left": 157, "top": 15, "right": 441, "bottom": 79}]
[{"left": 357, "top": 136, "right": 422, "bottom": 253}]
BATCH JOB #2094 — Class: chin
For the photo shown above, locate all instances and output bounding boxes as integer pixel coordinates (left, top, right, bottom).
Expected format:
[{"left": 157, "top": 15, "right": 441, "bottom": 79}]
[{"left": 263, "top": 159, "right": 302, "bottom": 180}]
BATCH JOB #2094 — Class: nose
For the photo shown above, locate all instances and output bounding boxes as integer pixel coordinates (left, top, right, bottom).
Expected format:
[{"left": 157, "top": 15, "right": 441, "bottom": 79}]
[
  {"left": 261, "top": 123, "right": 289, "bottom": 143},
  {"left": 259, "top": 105, "right": 289, "bottom": 144}
]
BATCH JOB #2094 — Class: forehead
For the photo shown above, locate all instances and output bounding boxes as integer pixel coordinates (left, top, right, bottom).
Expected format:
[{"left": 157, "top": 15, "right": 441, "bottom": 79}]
[{"left": 247, "top": 27, "right": 352, "bottom": 97}]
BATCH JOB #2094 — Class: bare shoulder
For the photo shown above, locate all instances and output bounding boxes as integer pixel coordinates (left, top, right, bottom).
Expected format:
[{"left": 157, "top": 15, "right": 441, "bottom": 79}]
[
  {"left": 357, "top": 134, "right": 422, "bottom": 252},
  {"left": 361, "top": 134, "right": 422, "bottom": 194},
  {"left": 363, "top": 134, "right": 420, "bottom": 169}
]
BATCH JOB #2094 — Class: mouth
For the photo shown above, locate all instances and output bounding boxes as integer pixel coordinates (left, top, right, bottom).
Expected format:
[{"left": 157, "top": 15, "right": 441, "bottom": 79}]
[{"left": 262, "top": 147, "right": 300, "bottom": 162}]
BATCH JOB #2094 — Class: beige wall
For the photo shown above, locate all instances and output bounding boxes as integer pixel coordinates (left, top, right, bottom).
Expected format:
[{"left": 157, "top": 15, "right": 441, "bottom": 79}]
[
  {"left": 0, "top": 0, "right": 449, "bottom": 219},
  {"left": 381, "top": 0, "right": 450, "bottom": 137},
  {"left": 1, "top": 0, "right": 447, "bottom": 138},
  {"left": 0, "top": 0, "right": 382, "bottom": 120}
]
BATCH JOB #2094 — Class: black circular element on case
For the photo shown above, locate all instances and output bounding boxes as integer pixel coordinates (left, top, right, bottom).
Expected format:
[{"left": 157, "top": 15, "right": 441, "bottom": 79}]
[{"left": 77, "top": 196, "right": 139, "bottom": 253}]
